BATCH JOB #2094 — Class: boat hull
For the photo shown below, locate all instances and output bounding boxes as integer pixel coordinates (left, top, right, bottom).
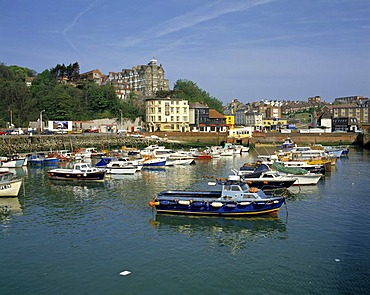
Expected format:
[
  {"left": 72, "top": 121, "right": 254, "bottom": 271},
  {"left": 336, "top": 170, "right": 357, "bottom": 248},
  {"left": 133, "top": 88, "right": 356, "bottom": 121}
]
[
  {"left": 143, "top": 160, "right": 166, "bottom": 167},
  {"left": 151, "top": 190, "right": 285, "bottom": 217},
  {"left": 291, "top": 174, "right": 322, "bottom": 185},
  {"left": 47, "top": 170, "right": 106, "bottom": 182},
  {"left": 153, "top": 199, "right": 284, "bottom": 216},
  {"left": 106, "top": 167, "right": 137, "bottom": 175},
  {"left": 0, "top": 179, "right": 22, "bottom": 197},
  {"left": 1, "top": 159, "right": 25, "bottom": 168},
  {"left": 244, "top": 179, "right": 296, "bottom": 189}
]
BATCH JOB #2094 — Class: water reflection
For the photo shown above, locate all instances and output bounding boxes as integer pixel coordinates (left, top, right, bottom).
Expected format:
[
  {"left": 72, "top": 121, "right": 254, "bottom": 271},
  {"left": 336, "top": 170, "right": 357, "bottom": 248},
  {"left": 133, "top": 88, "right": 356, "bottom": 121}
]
[
  {"left": 286, "top": 184, "right": 323, "bottom": 202},
  {"left": 0, "top": 197, "right": 23, "bottom": 223},
  {"left": 150, "top": 214, "right": 287, "bottom": 255},
  {"left": 8, "top": 167, "right": 28, "bottom": 177}
]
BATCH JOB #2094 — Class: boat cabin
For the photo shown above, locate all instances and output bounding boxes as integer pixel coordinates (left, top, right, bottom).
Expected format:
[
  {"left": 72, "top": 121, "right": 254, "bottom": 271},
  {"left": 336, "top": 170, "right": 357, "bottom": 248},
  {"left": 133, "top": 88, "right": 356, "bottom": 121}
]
[
  {"left": 73, "top": 163, "right": 100, "bottom": 173},
  {"left": 220, "top": 176, "right": 265, "bottom": 201}
]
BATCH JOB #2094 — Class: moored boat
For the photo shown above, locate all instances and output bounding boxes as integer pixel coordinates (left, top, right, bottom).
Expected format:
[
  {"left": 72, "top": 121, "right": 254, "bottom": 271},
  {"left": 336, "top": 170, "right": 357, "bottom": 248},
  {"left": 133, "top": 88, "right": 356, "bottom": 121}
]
[
  {"left": 149, "top": 174, "right": 286, "bottom": 216},
  {"left": 240, "top": 164, "right": 297, "bottom": 189},
  {"left": 0, "top": 157, "right": 25, "bottom": 168},
  {"left": 47, "top": 163, "right": 106, "bottom": 182},
  {"left": 0, "top": 172, "right": 23, "bottom": 197}
]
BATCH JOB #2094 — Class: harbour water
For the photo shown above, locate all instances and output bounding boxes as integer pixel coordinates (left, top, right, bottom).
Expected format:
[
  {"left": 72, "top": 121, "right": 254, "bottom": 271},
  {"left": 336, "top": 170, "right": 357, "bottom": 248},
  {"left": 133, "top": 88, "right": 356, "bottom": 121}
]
[{"left": 1, "top": 148, "right": 370, "bottom": 294}]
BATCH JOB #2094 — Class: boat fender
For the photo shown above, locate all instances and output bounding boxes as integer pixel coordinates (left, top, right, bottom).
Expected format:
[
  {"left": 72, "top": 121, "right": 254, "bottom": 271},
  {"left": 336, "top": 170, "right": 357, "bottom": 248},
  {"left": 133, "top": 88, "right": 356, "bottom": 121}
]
[
  {"left": 83, "top": 173, "right": 87, "bottom": 177},
  {"left": 247, "top": 181, "right": 252, "bottom": 185},
  {"left": 238, "top": 201, "right": 251, "bottom": 206},
  {"left": 263, "top": 181, "right": 268, "bottom": 185},
  {"left": 211, "top": 202, "right": 223, "bottom": 208},
  {"left": 249, "top": 187, "right": 259, "bottom": 193},
  {"left": 178, "top": 200, "right": 191, "bottom": 205}
]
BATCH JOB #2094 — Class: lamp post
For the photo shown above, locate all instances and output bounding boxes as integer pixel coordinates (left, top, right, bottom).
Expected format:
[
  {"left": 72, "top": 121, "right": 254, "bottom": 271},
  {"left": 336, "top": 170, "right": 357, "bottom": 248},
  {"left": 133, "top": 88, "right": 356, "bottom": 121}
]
[
  {"left": 120, "top": 110, "right": 123, "bottom": 129},
  {"left": 9, "top": 109, "right": 13, "bottom": 128},
  {"left": 40, "top": 110, "right": 45, "bottom": 133}
]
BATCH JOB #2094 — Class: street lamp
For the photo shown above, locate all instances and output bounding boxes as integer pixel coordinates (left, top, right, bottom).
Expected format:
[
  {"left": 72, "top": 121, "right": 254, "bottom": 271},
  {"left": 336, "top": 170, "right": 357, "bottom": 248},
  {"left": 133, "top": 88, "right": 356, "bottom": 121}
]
[
  {"left": 40, "top": 110, "right": 45, "bottom": 132},
  {"left": 120, "top": 110, "right": 123, "bottom": 129},
  {"left": 8, "top": 109, "right": 13, "bottom": 128}
]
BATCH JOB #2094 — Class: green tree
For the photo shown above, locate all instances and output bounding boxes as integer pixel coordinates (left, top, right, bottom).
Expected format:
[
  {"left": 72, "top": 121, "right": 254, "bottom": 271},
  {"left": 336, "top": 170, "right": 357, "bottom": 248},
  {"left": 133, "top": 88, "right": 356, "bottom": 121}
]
[{"left": 173, "top": 79, "right": 223, "bottom": 113}]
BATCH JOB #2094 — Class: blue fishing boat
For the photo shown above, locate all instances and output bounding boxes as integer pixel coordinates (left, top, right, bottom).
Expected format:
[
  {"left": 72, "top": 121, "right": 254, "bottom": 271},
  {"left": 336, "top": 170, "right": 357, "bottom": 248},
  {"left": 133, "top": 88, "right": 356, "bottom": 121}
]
[
  {"left": 149, "top": 175, "right": 286, "bottom": 216},
  {"left": 28, "top": 153, "right": 58, "bottom": 165},
  {"left": 95, "top": 157, "right": 115, "bottom": 167}
]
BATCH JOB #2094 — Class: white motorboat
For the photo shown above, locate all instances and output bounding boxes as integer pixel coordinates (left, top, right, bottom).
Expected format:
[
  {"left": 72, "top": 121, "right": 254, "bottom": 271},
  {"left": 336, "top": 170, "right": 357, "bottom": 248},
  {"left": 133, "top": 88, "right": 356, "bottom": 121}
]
[{"left": 0, "top": 172, "right": 23, "bottom": 197}]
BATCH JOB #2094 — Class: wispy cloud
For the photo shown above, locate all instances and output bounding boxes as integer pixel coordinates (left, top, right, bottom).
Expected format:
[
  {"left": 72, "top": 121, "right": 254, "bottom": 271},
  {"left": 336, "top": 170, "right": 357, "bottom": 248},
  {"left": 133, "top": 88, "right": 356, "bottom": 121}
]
[
  {"left": 62, "top": 0, "right": 102, "bottom": 51},
  {"left": 115, "top": 0, "right": 275, "bottom": 48}
]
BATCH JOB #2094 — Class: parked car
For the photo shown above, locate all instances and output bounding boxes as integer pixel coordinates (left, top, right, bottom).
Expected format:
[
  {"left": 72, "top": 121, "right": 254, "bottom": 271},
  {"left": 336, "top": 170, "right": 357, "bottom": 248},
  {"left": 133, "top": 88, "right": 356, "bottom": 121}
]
[
  {"left": 83, "top": 128, "right": 99, "bottom": 133},
  {"left": 117, "top": 129, "right": 127, "bottom": 135},
  {"left": 10, "top": 128, "right": 24, "bottom": 135}
]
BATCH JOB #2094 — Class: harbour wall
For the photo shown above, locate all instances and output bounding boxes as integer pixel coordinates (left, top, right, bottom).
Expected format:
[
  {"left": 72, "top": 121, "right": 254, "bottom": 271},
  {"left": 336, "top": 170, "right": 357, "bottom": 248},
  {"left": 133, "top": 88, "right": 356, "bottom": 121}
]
[{"left": 0, "top": 132, "right": 367, "bottom": 155}]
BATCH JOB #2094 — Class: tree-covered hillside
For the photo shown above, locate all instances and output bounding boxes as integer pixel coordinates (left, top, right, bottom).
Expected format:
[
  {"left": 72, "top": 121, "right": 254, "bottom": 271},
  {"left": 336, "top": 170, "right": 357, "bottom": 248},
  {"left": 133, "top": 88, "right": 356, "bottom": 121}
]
[{"left": 0, "top": 63, "right": 224, "bottom": 128}]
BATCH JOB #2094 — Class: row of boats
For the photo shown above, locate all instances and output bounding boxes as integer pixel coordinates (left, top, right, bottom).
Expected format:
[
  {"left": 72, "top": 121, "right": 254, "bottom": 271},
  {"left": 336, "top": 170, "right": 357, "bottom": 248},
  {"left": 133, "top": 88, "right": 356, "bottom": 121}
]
[
  {"left": 0, "top": 140, "right": 349, "bottom": 218},
  {"left": 148, "top": 141, "right": 350, "bottom": 217}
]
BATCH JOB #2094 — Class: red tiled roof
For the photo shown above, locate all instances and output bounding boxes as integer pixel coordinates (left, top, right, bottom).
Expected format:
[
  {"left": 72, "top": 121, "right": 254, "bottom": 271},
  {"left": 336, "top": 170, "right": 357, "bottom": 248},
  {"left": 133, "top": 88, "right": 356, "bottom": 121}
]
[{"left": 209, "top": 109, "right": 225, "bottom": 119}]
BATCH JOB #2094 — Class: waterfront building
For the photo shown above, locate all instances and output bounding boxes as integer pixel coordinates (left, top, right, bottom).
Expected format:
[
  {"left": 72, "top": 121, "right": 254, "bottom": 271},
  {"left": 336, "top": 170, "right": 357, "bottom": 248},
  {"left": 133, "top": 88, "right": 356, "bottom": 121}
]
[
  {"left": 262, "top": 118, "right": 288, "bottom": 131},
  {"left": 145, "top": 97, "right": 189, "bottom": 132},
  {"left": 332, "top": 117, "right": 360, "bottom": 132},
  {"left": 317, "top": 111, "right": 332, "bottom": 132},
  {"left": 224, "top": 115, "right": 235, "bottom": 129},
  {"left": 189, "top": 102, "right": 209, "bottom": 132},
  {"left": 208, "top": 109, "right": 226, "bottom": 132},
  {"left": 245, "top": 110, "right": 263, "bottom": 131},
  {"left": 234, "top": 106, "right": 248, "bottom": 126}
]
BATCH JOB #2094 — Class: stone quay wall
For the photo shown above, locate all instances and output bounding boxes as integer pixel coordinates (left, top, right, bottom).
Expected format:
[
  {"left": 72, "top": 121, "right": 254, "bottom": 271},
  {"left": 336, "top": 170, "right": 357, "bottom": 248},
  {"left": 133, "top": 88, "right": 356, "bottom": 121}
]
[{"left": 0, "top": 131, "right": 365, "bottom": 155}]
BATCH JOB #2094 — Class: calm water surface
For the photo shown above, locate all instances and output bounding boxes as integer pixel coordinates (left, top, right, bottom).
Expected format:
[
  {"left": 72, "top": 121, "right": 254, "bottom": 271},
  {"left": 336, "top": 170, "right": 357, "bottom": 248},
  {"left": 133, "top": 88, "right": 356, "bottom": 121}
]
[{"left": 1, "top": 148, "right": 370, "bottom": 294}]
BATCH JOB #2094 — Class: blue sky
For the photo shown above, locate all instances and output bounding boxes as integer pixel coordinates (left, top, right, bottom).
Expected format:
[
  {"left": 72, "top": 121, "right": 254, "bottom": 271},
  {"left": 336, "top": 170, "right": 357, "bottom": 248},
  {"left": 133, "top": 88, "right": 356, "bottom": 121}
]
[{"left": 1, "top": 0, "right": 369, "bottom": 103}]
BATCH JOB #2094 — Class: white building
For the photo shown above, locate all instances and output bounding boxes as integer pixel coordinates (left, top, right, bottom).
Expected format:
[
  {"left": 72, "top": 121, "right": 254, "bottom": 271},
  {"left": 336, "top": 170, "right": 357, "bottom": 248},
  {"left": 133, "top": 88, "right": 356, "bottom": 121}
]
[{"left": 145, "top": 97, "right": 190, "bottom": 132}]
